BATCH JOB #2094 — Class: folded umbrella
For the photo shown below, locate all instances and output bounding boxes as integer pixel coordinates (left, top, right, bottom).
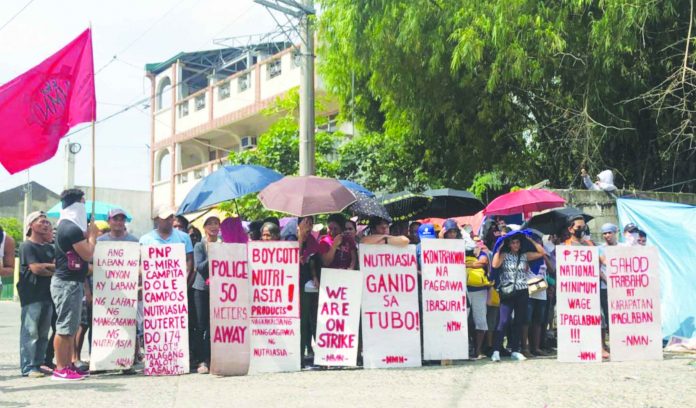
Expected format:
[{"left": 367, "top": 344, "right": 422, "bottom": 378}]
[
  {"left": 349, "top": 192, "right": 392, "bottom": 223},
  {"left": 258, "top": 176, "right": 357, "bottom": 217},
  {"left": 178, "top": 164, "right": 283, "bottom": 214},
  {"left": 483, "top": 189, "right": 566, "bottom": 216},
  {"left": 417, "top": 188, "right": 484, "bottom": 218},
  {"left": 522, "top": 207, "right": 594, "bottom": 235},
  {"left": 379, "top": 191, "right": 433, "bottom": 221}
]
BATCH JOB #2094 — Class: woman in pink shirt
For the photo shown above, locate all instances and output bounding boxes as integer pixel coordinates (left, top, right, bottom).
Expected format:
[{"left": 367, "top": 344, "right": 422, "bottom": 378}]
[{"left": 318, "top": 214, "right": 357, "bottom": 270}]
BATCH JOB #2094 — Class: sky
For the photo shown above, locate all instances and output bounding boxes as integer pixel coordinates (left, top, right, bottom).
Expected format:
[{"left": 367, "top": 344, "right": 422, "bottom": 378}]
[{"left": 0, "top": 0, "right": 280, "bottom": 194}]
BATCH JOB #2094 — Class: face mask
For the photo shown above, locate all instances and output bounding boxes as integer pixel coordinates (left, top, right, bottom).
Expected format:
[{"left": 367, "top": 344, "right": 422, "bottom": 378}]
[{"left": 573, "top": 228, "right": 584, "bottom": 239}]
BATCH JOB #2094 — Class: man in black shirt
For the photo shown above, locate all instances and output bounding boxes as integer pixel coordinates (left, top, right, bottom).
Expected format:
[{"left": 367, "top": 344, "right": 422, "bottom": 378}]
[
  {"left": 18, "top": 211, "right": 55, "bottom": 378},
  {"left": 50, "top": 189, "right": 98, "bottom": 381}
]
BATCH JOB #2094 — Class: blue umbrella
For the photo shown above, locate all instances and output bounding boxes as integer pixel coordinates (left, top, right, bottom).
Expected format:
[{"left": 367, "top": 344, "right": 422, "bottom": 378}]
[
  {"left": 339, "top": 180, "right": 375, "bottom": 197},
  {"left": 178, "top": 164, "right": 283, "bottom": 214},
  {"left": 46, "top": 200, "right": 133, "bottom": 222}
]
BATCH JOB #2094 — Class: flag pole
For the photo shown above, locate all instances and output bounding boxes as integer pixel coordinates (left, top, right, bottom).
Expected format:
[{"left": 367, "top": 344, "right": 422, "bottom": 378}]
[{"left": 91, "top": 120, "right": 96, "bottom": 221}]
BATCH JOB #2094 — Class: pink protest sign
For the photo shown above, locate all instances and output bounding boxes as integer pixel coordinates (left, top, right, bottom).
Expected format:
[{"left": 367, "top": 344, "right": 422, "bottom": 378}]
[
  {"left": 247, "top": 241, "right": 301, "bottom": 373},
  {"left": 606, "top": 246, "right": 662, "bottom": 361},
  {"left": 90, "top": 242, "right": 140, "bottom": 371},
  {"left": 314, "top": 268, "right": 363, "bottom": 367},
  {"left": 141, "top": 244, "right": 190, "bottom": 375},
  {"left": 556, "top": 245, "right": 602, "bottom": 363},
  {"left": 208, "top": 242, "right": 250, "bottom": 375},
  {"left": 359, "top": 244, "right": 421, "bottom": 369},
  {"left": 420, "top": 239, "right": 468, "bottom": 360}
]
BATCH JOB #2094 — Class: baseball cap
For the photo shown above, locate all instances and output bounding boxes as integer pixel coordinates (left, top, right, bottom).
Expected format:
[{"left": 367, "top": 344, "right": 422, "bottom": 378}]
[
  {"left": 442, "top": 219, "right": 459, "bottom": 234},
  {"left": 623, "top": 223, "right": 639, "bottom": 233},
  {"left": 601, "top": 223, "right": 618, "bottom": 234},
  {"left": 418, "top": 223, "right": 436, "bottom": 239},
  {"left": 154, "top": 205, "right": 176, "bottom": 220},
  {"left": 24, "top": 211, "right": 46, "bottom": 236},
  {"left": 108, "top": 208, "right": 127, "bottom": 220}
]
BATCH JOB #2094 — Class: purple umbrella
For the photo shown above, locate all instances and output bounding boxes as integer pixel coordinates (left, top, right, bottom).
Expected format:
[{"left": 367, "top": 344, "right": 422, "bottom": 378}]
[{"left": 258, "top": 176, "right": 357, "bottom": 217}]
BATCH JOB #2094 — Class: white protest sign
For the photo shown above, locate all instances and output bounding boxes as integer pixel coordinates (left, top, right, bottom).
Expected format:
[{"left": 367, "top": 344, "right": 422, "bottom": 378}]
[
  {"left": 556, "top": 245, "right": 602, "bottom": 363},
  {"left": 420, "top": 239, "right": 468, "bottom": 360},
  {"left": 360, "top": 244, "right": 421, "bottom": 369},
  {"left": 141, "top": 244, "right": 190, "bottom": 375},
  {"left": 606, "top": 246, "right": 662, "bottom": 361},
  {"left": 314, "top": 268, "right": 363, "bottom": 367},
  {"left": 247, "top": 241, "right": 301, "bottom": 374},
  {"left": 90, "top": 241, "right": 140, "bottom": 371},
  {"left": 209, "top": 242, "right": 251, "bottom": 375}
]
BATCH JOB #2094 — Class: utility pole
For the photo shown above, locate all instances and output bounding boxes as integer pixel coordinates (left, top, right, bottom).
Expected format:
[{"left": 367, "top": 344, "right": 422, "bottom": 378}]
[
  {"left": 64, "top": 139, "right": 80, "bottom": 189},
  {"left": 254, "top": 0, "right": 316, "bottom": 175}
]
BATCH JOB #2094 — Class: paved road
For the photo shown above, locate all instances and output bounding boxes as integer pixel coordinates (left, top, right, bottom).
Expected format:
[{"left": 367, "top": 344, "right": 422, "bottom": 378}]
[{"left": 1, "top": 301, "right": 695, "bottom": 408}]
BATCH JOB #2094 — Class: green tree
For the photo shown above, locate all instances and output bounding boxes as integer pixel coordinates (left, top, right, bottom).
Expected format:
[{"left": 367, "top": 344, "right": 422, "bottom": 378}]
[{"left": 0, "top": 217, "right": 22, "bottom": 244}]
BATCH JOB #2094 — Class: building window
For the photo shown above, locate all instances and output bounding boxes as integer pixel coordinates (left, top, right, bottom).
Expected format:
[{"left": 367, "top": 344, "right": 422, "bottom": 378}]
[
  {"left": 157, "top": 77, "right": 172, "bottom": 110},
  {"left": 238, "top": 73, "right": 250, "bottom": 92},
  {"left": 267, "top": 59, "right": 282, "bottom": 79},
  {"left": 218, "top": 81, "right": 230, "bottom": 100},
  {"left": 195, "top": 94, "right": 206, "bottom": 111},
  {"left": 178, "top": 100, "right": 189, "bottom": 117},
  {"left": 317, "top": 114, "right": 339, "bottom": 133}
]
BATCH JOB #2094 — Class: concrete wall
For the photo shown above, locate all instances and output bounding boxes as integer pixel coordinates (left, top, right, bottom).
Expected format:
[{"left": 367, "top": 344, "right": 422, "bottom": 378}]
[
  {"left": 77, "top": 186, "right": 152, "bottom": 237},
  {"left": 549, "top": 189, "right": 696, "bottom": 241}
]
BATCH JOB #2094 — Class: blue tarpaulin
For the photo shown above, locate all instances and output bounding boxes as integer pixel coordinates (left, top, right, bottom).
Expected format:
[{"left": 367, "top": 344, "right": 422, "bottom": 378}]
[{"left": 617, "top": 198, "right": 696, "bottom": 340}]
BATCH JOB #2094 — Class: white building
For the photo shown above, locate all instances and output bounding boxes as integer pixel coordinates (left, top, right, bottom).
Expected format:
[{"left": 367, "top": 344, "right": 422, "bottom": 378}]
[{"left": 146, "top": 42, "right": 338, "bottom": 214}]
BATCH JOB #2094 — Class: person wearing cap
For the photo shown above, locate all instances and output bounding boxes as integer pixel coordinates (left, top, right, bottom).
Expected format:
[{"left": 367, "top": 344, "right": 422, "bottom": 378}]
[
  {"left": 621, "top": 223, "right": 640, "bottom": 246},
  {"left": 51, "top": 189, "right": 99, "bottom": 381},
  {"left": 191, "top": 215, "right": 222, "bottom": 374},
  {"left": 98, "top": 209, "right": 138, "bottom": 243},
  {"left": 597, "top": 222, "right": 618, "bottom": 359},
  {"left": 18, "top": 211, "right": 55, "bottom": 378}
]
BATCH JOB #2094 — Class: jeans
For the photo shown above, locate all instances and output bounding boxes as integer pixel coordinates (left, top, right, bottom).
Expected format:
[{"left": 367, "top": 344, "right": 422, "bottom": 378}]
[
  {"left": 527, "top": 298, "right": 548, "bottom": 325},
  {"left": 20, "top": 301, "right": 53, "bottom": 375},
  {"left": 192, "top": 289, "right": 210, "bottom": 363},
  {"left": 494, "top": 290, "right": 529, "bottom": 353}
]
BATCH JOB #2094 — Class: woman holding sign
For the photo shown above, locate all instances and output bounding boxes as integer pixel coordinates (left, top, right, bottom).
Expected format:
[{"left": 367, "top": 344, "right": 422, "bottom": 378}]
[
  {"left": 490, "top": 231, "right": 545, "bottom": 362},
  {"left": 192, "top": 215, "right": 222, "bottom": 374}
]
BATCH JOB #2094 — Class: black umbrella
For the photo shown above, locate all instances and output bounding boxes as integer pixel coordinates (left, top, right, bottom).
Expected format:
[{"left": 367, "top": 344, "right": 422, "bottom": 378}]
[
  {"left": 349, "top": 192, "right": 392, "bottom": 223},
  {"left": 522, "top": 207, "right": 594, "bottom": 235},
  {"left": 379, "top": 191, "right": 432, "bottom": 222},
  {"left": 417, "top": 188, "right": 484, "bottom": 218}
]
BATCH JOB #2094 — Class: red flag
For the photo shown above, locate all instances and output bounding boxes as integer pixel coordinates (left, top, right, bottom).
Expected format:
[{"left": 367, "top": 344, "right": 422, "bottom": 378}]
[{"left": 0, "top": 28, "right": 95, "bottom": 174}]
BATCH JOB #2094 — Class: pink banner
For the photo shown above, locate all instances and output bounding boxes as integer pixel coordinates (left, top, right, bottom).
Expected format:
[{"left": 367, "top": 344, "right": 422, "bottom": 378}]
[
  {"left": 247, "top": 241, "right": 301, "bottom": 373},
  {"left": 141, "top": 244, "right": 190, "bottom": 375},
  {"left": 208, "top": 242, "right": 250, "bottom": 375}
]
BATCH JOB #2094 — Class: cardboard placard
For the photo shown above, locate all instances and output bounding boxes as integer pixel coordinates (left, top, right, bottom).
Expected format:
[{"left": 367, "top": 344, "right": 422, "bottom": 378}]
[
  {"left": 359, "top": 244, "right": 421, "bottom": 369},
  {"left": 606, "top": 246, "right": 662, "bottom": 361},
  {"left": 247, "top": 241, "right": 301, "bottom": 373},
  {"left": 208, "top": 242, "right": 251, "bottom": 375},
  {"left": 556, "top": 245, "right": 602, "bottom": 363},
  {"left": 420, "top": 239, "right": 468, "bottom": 360},
  {"left": 141, "top": 244, "right": 190, "bottom": 375},
  {"left": 314, "top": 268, "right": 363, "bottom": 366},
  {"left": 90, "top": 241, "right": 140, "bottom": 371}
]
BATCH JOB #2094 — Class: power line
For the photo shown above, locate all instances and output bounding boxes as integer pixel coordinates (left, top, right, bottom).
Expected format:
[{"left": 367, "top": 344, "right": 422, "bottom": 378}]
[{"left": 0, "top": 0, "right": 35, "bottom": 34}]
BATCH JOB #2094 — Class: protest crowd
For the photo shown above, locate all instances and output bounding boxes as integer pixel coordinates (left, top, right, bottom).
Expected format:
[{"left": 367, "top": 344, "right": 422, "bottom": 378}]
[{"left": 9, "top": 169, "right": 658, "bottom": 381}]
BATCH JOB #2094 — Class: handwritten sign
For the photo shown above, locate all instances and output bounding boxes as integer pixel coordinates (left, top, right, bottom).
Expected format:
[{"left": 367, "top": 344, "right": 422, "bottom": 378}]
[
  {"left": 420, "top": 239, "right": 468, "bottom": 360},
  {"left": 90, "top": 242, "right": 140, "bottom": 371},
  {"left": 359, "top": 244, "right": 421, "bottom": 369},
  {"left": 606, "top": 246, "right": 662, "bottom": 361},
  {"left": 208, "top": 242, "right": 250, "bottom": 375},
  {"left": 247, "top": 241, "right": 301, "bottom": 373},
  {"left": 556, "top": 245, "right": 602, "bottom": 363},
  {"left": 141, "top": 244, "right": 189, "bottom": 375},
  {"left": 314, "top": 268, "right": 363, "bottom": 366}
]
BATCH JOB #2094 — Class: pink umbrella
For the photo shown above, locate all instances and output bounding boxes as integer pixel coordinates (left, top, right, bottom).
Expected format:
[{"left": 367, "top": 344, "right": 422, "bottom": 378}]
[
  {"left": 483, "top": 189, "right": 565, "bottom": 216},
  {"left": 258, "top": 176, "right": 357, "bottom": 217}
]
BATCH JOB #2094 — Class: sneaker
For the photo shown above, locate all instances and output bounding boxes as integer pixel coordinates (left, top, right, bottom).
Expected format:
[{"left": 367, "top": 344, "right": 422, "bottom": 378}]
[
  {"left": 511, "top": 352, "right": 527, "bottom": 361},
  {"left": 491, "top": 351, "right": 501, "bottom": 362},
  {"left": 51, "top": 367, "right": 84, "bottom": 381},
  {"left": 197, "top": 363, "right": 209, "bottom": 374},
  {"left": 71, "top": 363, "right": 90, "bottom": 377},
  {"left": 27, "top": 371, "right": 45, "bottom": 378}
]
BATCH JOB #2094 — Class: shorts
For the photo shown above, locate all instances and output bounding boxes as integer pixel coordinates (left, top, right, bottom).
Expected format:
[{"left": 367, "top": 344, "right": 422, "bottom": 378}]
[
  {"left": 527, "top": 298, "right": 547, "bottom": 325},
  {"left": 50, "top": 278, "right": 84, "bottom": 336},
  {"left": 468, "top": 290, "right": 488, "bottom": 331}
]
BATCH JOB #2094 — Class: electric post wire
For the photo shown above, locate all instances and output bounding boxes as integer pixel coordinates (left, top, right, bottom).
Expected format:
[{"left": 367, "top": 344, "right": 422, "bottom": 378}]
[{"left": 0, "top": 0, "right": 36, "bottom": 34}]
